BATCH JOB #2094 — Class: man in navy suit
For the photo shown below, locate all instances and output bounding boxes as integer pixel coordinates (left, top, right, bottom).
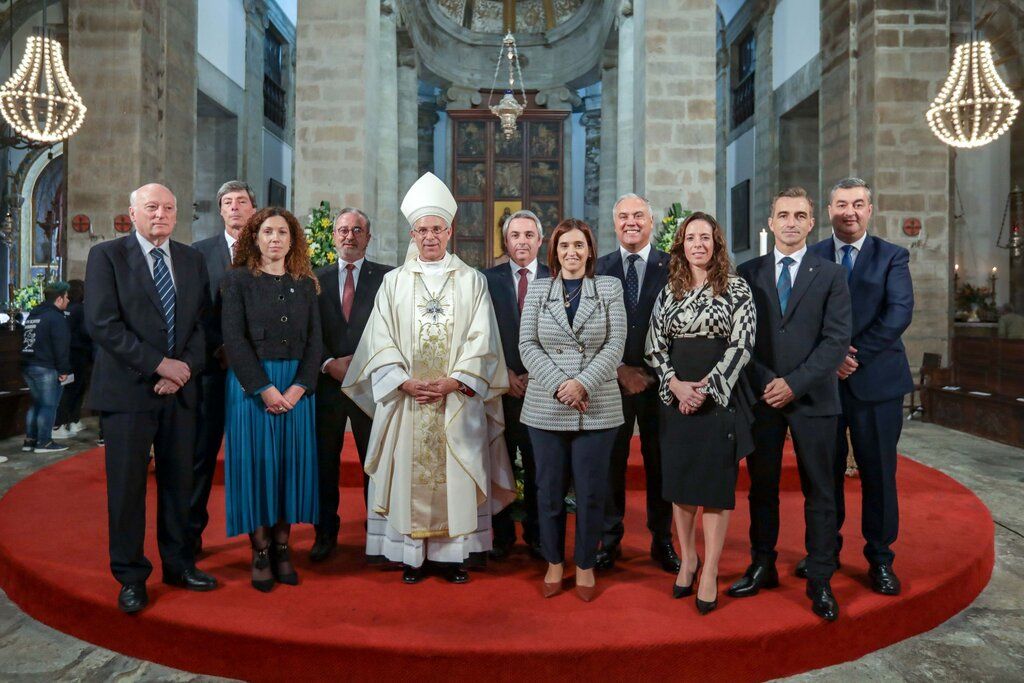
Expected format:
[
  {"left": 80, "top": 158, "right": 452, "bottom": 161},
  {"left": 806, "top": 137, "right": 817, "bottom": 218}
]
[
  {"left": 806, "top": 177, "right": 913, "bottom": 595},
  {"left": 594, "top": 193, "right": 679, "bottom": 574},
  {"left": 86, "top": 183, "right": 217, "bottom": 613},
  {"left": 731, "top": 187, "right": 851, "bottom": 621},
  {"left": 482, "top": 209, "right": 549, "bottom": 560},
  {"left": 188, "top": 180, "right": 256, "bottom": 555}
]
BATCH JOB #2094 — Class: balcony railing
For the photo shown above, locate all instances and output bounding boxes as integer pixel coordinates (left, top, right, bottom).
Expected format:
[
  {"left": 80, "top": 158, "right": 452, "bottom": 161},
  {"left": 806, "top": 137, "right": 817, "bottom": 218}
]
[
  {"left": 263, "top": 76, "right": 286, "bottom": 129},
  {"left": 732, "top": 74, "right": 754, "bottom": 129}
]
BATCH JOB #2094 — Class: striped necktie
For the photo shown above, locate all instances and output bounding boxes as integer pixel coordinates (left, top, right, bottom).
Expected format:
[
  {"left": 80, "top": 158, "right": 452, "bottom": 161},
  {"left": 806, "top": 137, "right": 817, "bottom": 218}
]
[{"left": 151, "top": 247, "right": 176, "bottom": 354}]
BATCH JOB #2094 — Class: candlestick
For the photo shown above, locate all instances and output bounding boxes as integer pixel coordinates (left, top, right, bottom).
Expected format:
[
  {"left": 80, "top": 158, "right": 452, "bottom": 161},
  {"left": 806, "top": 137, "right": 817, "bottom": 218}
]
[
  {"left": 990, "top": 267, "right": 998, "bottom": 307},
  {"left": 759, "top": 229, "right": 768, "bottom": 256}
]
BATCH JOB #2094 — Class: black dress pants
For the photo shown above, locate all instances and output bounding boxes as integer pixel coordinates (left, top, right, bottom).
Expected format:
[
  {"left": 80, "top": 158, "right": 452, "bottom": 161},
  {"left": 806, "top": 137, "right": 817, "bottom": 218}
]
[
  {"left": 746, "top": 405, "right": 838, "bottom": 581},
  {"left": 188, "top": 370, "right": 226, "bottom": 543},
  {"left": 103, "top": 398, "right": 195, "bottom": 584},
  {"left": 314, "top": 394, "right": 372, "bottom": 537},
  {"left": 529, "top": 426, "right": 616, "bottom": 569},
  {"left": 601, "top": 387, "right": 672, "bottom": 548},
  {"left": 492, "top": 396, "right": 539, "bottom": 546},
  {"left": 835, "top": 384, "right": 902, "bottom": 566}
]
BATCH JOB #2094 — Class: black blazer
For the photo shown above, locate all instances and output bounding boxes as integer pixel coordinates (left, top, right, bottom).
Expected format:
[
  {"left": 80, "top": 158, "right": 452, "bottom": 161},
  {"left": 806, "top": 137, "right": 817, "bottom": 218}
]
[
  {"left": 482, "top": 261, "right": 550, "bottom": 375},
  {"left": 314, "top": 259, "right": 392, "bottom": 405},
  {"left": 192, "top": 232, "right": 232, "bottom": 370},
  {"left": 85, "top": 234, "right": 208, "bottom": 412},
  {"left": 737, "top": 251, "right": 852, "bottom": 417},
  {"left": 596, "top": 247, "right": 670, "bottom": 369}
]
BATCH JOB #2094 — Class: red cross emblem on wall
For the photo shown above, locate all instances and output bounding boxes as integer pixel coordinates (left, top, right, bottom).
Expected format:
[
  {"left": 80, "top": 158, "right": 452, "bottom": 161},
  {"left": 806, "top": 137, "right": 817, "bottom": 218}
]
[
  {"left": 71, "top": 214, "right": 91, "bottom": 233},
  {"left": 114, "top": 214, "right": 132, "bottom": 233}
]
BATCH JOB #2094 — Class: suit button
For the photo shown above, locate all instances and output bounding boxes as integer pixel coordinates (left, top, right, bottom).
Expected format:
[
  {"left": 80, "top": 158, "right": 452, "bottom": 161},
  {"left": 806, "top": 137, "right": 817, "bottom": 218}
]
[
  {"left": 278, "top": 295, "right": 284, "bottom": 301},
  {"left": 556, "top": 349, "right": 562, "bottom": 354},
  {"left": 281, "top": 315, "right": 288, "bottom": 322},
  {"left": 578, "top": 345, "right": 584, "bottom": 353},
  {"left": 727, "top": 433, "right": 734, "bottom": 440}
]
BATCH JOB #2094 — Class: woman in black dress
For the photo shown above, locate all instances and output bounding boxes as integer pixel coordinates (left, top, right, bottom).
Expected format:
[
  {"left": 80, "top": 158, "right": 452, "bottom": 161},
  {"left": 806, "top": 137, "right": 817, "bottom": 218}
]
[{"left": 645, "top": 211, "right": 756, "bottom": 614}]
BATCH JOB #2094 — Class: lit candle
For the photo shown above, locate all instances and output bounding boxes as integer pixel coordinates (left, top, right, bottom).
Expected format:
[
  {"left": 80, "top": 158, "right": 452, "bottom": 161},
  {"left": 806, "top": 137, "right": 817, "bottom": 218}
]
[{"left": 759, "top": 229, "right": 768, "bottom": 256}]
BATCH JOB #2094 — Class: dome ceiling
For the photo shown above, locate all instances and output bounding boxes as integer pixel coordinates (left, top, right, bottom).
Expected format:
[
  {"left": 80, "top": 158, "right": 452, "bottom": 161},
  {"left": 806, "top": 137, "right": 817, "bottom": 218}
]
[{"left": 436, "top": 0, "right": 585, "bottom": 35}]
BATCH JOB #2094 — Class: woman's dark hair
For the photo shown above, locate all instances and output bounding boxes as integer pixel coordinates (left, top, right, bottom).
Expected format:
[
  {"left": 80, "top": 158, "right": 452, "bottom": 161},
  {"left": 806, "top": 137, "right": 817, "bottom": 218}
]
[
  {"left": 547, "top": 218, "right": 596, "bottom": 278},
  {"left": 233, "top": 207, "right": 320, "bottom": 293}
]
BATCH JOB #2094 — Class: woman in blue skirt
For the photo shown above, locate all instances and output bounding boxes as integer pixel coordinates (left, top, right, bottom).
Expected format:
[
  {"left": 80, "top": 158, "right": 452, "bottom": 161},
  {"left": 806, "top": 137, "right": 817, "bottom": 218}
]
[{"left": 221, "top": 206, "right": 322, "bottom": 591}]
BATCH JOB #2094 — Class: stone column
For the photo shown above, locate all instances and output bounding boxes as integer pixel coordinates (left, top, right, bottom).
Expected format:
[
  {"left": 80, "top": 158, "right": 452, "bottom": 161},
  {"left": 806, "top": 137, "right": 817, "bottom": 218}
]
[
  {"left": 373, "top": 2, "right": 399, "bottom": 265},
  {"left": 293, "top": 0, "right": 377, "bottom": 246},
  {"left": 598, "top": 51, "right": 619, "bottom": 250},
  {"left": 751, "top": 7, "right": 778, "bottom": 231},
  {"left": 66, "top": 0, "right": 197, "bottom": 276},
  {"left": 821, "top": 0, "right": 952, "bottom": 367},
  {"left": 242, "top": 0, "right": 267, "bottom": 201},
  {"left": 641, "top": 0, "right": 717, "bottom": 218},
  {"left": 397, "top": 46, "right": 419, "bottom": 227},
  {"left": 616, "top": 3, "right": 636, "bottom": 195}
]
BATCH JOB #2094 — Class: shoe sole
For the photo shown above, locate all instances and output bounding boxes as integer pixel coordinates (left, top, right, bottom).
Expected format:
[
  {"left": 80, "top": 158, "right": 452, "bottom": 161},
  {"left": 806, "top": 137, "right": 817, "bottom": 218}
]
[
  {"left": 119, "top": 601, "right": 147, "bottom": 614},
  {"left": 34, "top": 448, "right": 68, "bottom": 453}
]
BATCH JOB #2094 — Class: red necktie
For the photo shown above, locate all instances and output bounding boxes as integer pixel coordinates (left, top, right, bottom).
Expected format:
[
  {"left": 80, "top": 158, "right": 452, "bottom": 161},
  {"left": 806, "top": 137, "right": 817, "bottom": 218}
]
[
  {"left": 342, "top": 263, "right": 355, "bottom": 320},
  {"left": 517, "top": 268, "right": 529, "bottom": 313}
]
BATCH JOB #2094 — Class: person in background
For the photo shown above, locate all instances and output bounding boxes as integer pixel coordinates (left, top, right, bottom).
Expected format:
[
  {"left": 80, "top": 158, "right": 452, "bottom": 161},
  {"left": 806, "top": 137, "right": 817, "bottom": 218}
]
[
  {"left": 21, "top": 281, "right": 72, "bottom": 454},
  {"left": 998, "top": 303, "right": 1024, "bottom": 339},
  {"left": 53, "top": 279, "right": 91, "bottom": 439}
]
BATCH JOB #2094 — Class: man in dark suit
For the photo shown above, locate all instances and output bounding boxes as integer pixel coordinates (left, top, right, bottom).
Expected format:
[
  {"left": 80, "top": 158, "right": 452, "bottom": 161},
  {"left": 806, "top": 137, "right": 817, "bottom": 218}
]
[
  {"left": 310, "top": 207, "right": 393, "bottom": 562},
  {"left": 482, "top": 209, "right": 549, "bottom": 560},
  {"left": 85, "top": 183, "right": 216, "bottom": 614},
  {"left": 188, "top": 180, "right": 256, "bottom": 555},
  {"left": 731, "top": 186, "right": 851, "bottom": 621},
  {"left": 594, "top": 193, "right": 679, "bottom": 573},
  {"left": 805, "top": 177, "right": 913, "bottom": 595}
]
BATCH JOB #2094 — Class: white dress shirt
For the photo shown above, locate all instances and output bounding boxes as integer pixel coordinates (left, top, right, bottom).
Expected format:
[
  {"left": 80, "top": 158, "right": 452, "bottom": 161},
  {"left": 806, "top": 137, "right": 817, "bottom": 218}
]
[
  {"left": 135, "top": 231, "right": 176, "bottom": 288},
  {"left": 619, "top": 242, "right": 652, "bottom": 288},
  {"left": 510, "top": 258, "right": 539, "bottom": 289},
  {"left": 224, "top": 230, "right": 237, "bottom": 260},
  {"left": 321, "top": 257, "right": 367, "bottom": 373},
  {"left": 773, "top": 245, "right": 807, "bottom": 285},
  {"left": 831, "top": 232, "right": 867, "bottom": 269}
]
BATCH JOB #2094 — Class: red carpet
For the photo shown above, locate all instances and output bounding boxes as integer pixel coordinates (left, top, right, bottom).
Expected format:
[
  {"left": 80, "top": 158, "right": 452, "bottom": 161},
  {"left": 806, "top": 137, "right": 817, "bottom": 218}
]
[{"left": 0, "top": 438, "right": 994, "bottom": 682}]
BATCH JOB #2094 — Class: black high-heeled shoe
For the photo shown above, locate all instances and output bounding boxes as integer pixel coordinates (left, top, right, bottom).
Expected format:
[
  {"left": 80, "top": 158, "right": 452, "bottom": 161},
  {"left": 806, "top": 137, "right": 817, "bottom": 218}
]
[
  {"left": 696, "top": 577, "right": 718, "bottom": 615},
  {"left": 250, "top": 538, "right": 274, "bottom": 593},
  {"left": 272, "top": 542, "right": 299, "bottom": 585},
  {"left": 672, "top": 556, "right": 702, "bottom": 599}
]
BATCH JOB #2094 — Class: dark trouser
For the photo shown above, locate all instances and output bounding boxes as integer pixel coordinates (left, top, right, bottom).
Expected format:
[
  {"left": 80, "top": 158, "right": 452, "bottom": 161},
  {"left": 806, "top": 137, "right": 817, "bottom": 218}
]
[
  {"left": 529, "top": 426, "right": 616, "bottom": 569},
  {"left": 835, "top": 385, "right": 902, "bottom": 566},
  {"left": 746, "top": 406, "right": 838, "bottom": 581},
  {"left": 493, "top": 396, "right": 539, "bottom": 546},
  {"left": 55, "top": 360, "right": 92, "bottom": 426},
  {"left": 22, "top": 365, "right": 63, "bottom": 443},
  {"left": 314, "top": 394, "right": 372, "bottom": 537},
  {"left": 601, "top": 387, "right": 672, "bottom": 548},
  {"left": 102, "top": 399, "right": 196, "bottom": 584},
  {"left": 188, "top": 370, "right": 226, "bottom": 543}
]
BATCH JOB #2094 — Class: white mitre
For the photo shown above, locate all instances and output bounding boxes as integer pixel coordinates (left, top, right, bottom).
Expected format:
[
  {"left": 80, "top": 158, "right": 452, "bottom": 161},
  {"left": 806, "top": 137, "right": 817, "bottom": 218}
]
[{"left": 400, "top": 172, "right": 458, "bottom": 227}]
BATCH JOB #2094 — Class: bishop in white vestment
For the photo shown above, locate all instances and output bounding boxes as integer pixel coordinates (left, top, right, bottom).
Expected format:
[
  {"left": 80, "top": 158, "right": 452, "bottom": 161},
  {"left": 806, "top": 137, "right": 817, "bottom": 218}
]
[{"left": 342, "top": 173, "right": 515, "bottom": 582}]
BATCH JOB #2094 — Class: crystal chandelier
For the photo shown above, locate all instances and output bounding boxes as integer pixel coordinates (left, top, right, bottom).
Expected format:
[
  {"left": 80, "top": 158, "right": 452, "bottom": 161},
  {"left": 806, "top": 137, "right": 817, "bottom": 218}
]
[
  {"left": 488, "top": 32, "right": 527, "bottom": 141},
  {"left": 925, "top": 2, "right": 1019, "bottom": 149},
  {"left": 0, "top": 26, "right": 87, "bottom": 144}
]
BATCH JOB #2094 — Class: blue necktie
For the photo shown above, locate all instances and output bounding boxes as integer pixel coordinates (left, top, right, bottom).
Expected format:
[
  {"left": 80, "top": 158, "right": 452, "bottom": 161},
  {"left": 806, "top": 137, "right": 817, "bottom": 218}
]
[
  {"left": 777, "top": 256, "right": 795, "bottom": 315},
  {"left": 625, "top": 254, "right": 640, "bottom": 314},
  {"left": 840, "top": 244, "right": 855, "bottom": 280},
  {"left": 151, "top": 248, "right": 176, "bottom": 354}
]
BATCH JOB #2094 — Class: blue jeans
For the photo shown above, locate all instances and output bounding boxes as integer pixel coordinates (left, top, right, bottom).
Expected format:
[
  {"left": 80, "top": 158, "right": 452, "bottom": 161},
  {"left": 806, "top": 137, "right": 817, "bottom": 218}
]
[{"left": 23, "top": 365, "right": 63, "bottom": 444}]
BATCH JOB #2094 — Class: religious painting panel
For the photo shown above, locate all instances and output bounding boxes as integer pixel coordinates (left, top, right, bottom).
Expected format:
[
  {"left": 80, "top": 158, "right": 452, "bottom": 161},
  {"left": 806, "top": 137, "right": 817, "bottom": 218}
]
[
  {"left": 494, "top": 162, "right": 522, "bottom": 199},
  {"left": 494, "top": 122, "right": 523, "bottom": 157},
  {"left": 529, "top": 161, "right": 560, "bottom": 198},
  {"left": 529, "top": 121, "right": 560, "bottom": 158},
  {"left": 493, "top": 200, "right": 522, "bottom": 260},
  {"left": 457, "top": 201, "right": 485, "bottom": 239},
  {"left": 529, "top": 201, "right": 562, "bottom": 232},
  {"left": 455, "top": 120, "right": 487, "bottom": 157},
  {"left": 456, "top": 162, "right": 487, "bottom": 197}
]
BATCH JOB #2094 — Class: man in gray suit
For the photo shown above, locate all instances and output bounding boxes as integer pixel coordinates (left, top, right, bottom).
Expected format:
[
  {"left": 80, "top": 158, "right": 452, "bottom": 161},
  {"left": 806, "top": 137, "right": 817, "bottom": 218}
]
[{"left": 188, "top": 180, "right": 256, "bottom": 554}]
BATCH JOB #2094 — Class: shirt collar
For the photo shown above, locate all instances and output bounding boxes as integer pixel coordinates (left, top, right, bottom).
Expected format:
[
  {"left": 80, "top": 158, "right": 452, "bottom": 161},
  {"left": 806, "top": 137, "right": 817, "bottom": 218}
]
[
  {"left": 135, "top": 230, "right": 168, "bottom": 256},
  {"left": 832, "top": 231, "right": 868, "bottom": 254},
  {"left": 340, "top": 257, "right": 365, "bottom": 271},
  {"left": 509, "top": 258, "right": 538, "bottom": 277},
  {"left": 224, "top": 230, "right": 237, "bottom": 250},
  {"left": 620, "top": 242, "right": 652, "bottom": 264},
  {"left": 774, "top": 245, "right": 807, "bottom": 266}
]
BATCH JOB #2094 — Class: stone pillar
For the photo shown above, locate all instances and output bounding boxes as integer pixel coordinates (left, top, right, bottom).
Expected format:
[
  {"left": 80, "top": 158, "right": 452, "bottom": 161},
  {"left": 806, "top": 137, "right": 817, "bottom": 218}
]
[
  {"left": 821, "top": 0, "right": 952, "bottom": 366},
  {"left": 397, "top": 47, "right": 419, "bottom": 205},
  {"left": 242, "top": 0, "right": 267, "bottom": 202},
  {"left": 598, "top": 51, "right": 619, "bottom": 251},
  {"left": 66, "top": 0, "right": 197, "bottom": 276},
  {"left": 752, "top": 8, "right": 778, "bottom": 232},
  {"left": 294, "top": 0, "right": 377, "bottom": 230},
  {"left": 616, "top": 3, "right": 635, "bottom": 195},
  {"left": 641, "top": 0, "right": 718, "bottom": 218},
  {"left": 373, "top": 2, "right": 399, "bottom": 265}
]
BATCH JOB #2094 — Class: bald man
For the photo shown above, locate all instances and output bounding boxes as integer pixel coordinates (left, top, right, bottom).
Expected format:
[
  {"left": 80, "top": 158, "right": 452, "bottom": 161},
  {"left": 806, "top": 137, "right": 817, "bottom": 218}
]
[{"left": 85, "top": 183, "right": 216, "bottom": 613}]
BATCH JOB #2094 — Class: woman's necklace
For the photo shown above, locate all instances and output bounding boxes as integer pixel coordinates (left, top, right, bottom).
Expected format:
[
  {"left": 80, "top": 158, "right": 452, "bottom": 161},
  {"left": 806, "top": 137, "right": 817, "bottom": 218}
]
[{"left": 562, "top": 281, "right": 583, "bottom": 308}]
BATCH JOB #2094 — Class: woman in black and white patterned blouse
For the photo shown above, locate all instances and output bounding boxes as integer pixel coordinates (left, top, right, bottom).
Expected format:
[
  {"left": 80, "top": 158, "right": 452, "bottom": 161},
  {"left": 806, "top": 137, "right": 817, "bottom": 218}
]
[{"left": 645, "top": 211, "right": 756, "bottom": 614}]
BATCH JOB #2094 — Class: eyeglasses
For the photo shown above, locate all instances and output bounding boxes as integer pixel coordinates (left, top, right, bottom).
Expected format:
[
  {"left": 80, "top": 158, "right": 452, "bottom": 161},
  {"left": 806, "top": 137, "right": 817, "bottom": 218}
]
[
  {"left": 335, "top": 227, "right": 365, "bottom": 237},
  {"left": 413, "top": 226, "right": 449, "bottom": 237}
]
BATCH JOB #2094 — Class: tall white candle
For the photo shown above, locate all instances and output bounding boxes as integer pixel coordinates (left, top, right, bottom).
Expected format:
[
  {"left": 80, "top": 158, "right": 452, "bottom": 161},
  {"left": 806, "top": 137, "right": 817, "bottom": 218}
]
[{"left": 759, "top": 229, "right": 768, "bottom": 256}]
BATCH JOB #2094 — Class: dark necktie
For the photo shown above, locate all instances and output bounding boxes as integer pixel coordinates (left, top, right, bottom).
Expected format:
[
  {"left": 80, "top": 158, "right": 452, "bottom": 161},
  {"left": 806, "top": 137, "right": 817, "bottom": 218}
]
[
  {"left": 342, "top": 263, "right": 355, "bottom": 320},
  {"left": 777, "top": 256, "right": 795, "bottom": 315},
  {"left": 517, "top": 268, "right": 529, "bottom": 314},
  {"left": 840, "top": 245, "right": 855, "bottom": 280},
  {"left": 625, "top": 253, "right": 641, "bottom": 314},
  {"left": 151, "top": 247, "right": 176, "bottom": 354}
]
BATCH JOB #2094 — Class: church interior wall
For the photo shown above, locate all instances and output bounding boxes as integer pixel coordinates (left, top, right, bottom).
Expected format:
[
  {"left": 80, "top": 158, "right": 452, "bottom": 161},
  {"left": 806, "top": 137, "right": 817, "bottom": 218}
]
[
  {"left": 726, "top": 126, "right": 756, "bottom": 260},
  {"left": 194, "top": 93, "right": 239, "bottom": 242},
  {"left": 262, "top": 128, "right": 293, "bottom": 211},
  {"left": 771, "top": 0, "right": 820, "bottom": 90},
  {"left": 197, "top": 0, "right": 247, "bottom": 89}
]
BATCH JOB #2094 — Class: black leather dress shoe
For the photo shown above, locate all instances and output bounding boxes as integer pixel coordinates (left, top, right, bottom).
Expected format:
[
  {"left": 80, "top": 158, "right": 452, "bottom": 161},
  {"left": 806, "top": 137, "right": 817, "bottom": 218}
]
[
  {"left": 162, "top": 567, "right": 217, "bottom": 591},
  {"left": 441, "top": 564, "right": 470, "bottom": 584},
  {"left": 594, "top": 544, "right": 622, "bottom": 570},
  {"left": 795, "top": 554, "right": 841, "bottom": 579},
  {"left": 309, "top": 533, "right": 337, "bottom": 563},
  {"left": 869, "top": 563, "right": 902, "bottom": 595},
  {"left": 807, "top": 579, "right": 839, "bottom": 621},
  {"left": 727, "top": 561, "right": 780, "bottom": 598},
  {"left": 651, "top": 542, "right": 682, "bottom": 574},
  {"left": 118, "top": 582, "right": 148, "bottom": 614},
  {"left": 402, "top": 565, "right": 424, "bottom": 584},
  {"left": 488, "top": 539, "right": 513, "bottom": 561}
]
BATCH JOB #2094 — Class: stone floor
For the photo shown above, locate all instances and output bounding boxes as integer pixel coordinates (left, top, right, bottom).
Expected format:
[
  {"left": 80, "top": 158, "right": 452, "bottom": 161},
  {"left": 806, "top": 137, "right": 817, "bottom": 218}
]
[{"left": 0, "top": 418, "right": 1021, "bottom": 682}]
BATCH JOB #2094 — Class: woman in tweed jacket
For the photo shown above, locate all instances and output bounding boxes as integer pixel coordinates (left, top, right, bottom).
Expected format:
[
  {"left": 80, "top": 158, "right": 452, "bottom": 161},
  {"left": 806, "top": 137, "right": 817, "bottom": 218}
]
[{"left": 520, "top": 219, "right": 626, "bottom": 601}]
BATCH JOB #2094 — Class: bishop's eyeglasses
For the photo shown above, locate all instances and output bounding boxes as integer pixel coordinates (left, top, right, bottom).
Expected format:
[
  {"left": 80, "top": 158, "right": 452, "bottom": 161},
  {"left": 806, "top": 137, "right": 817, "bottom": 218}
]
[{"left": 412, "top": 226, "right": 450, "bottom": 237}]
